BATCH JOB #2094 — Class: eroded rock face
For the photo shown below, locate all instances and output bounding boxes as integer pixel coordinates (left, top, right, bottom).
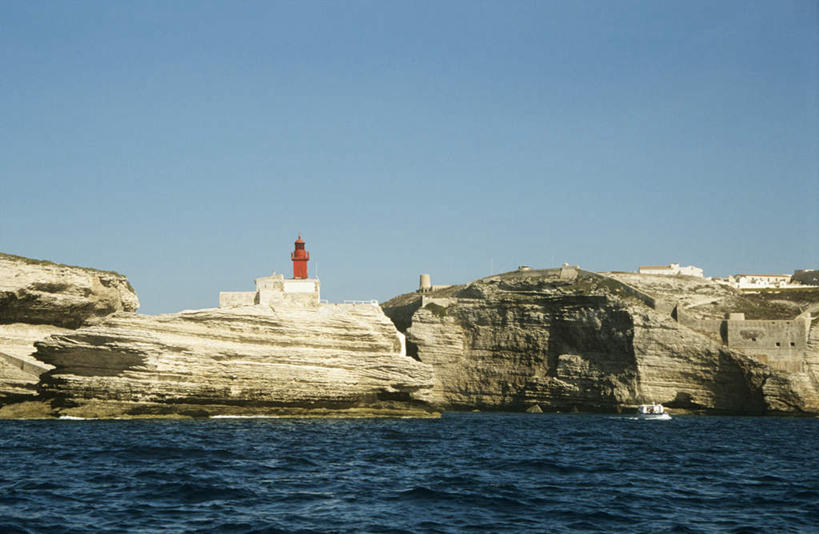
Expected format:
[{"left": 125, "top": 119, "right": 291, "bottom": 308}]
[
  {"left": 383, "top": 270, "right": 819, "bottom": 415},
  {"left": 0, "top": 252, "right": 139, "bottom": 401},
  {"left": 0, "top": 323, "right": 66, "bottom": 401},
  {"left": 0, "top": 253, "right": 139, "bottom": 328},
  {"left": 31, "top": 304, "right": 436, "bottom": 418}
]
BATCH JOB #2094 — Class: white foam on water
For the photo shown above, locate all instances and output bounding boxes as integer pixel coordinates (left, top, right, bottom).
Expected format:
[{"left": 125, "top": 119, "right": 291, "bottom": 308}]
[{"left": 209, "top": 415, "right": 281, "bottom": 419}]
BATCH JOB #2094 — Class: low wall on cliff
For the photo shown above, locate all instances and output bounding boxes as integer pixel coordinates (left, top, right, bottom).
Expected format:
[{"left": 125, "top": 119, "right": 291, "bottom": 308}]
[
  {"left": 580, "top": 270, "right": 675, "bottom": 314},
  {"left": 676, "top": 308, "right": 725, "bottom": 342}
]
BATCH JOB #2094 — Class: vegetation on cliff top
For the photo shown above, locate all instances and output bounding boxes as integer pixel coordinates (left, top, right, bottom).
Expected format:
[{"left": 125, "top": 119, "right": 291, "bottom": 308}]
[
  {"left": 0, "top": 252, "right": 128, "bottom": 279},
  {"left": 0, "top": 252, "right": 136, "bottom": 295}
]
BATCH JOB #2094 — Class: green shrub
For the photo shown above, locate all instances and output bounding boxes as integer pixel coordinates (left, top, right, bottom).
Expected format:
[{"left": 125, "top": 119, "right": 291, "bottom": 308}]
[{"left": 424, "top": 302, "right": 448, "bottom": 318}]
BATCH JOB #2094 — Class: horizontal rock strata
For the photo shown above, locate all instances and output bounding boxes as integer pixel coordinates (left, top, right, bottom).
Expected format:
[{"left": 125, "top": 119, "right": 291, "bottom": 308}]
[
  {"left": 0, "top": 323, "right": 65, "bottom": 401},
  {"left": 0, "top": 252, "right": 138, "bottom": 401},
  {"left": 383, "top": 270, "right": 819, "bottom": 415},
  {"left": 29, "top": 304, "right": 436, "bottom": 418},
  {"left": 0, "top": 252, "right": 139, "bottom": 328}
]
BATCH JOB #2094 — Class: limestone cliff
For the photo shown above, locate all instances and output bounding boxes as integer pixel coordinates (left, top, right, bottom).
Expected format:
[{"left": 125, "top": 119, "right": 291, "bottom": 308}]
[
  {"left": 0, "top": 253, "right": 139, "bottom": 328},
  {"left": 0, "top": 323, "right": 67, "bottom": 401},
  {"left": 383, "top": 269, "right": 819, "bottom": 415},
  {"left": 0, "top": 253, "right": 138, "bottom": 401},
  {"left": 0, "top": 252, "right": 434, "bottom": 418},
  {"left": 26, "top": 304, "right": 435, "bottom": 418}
]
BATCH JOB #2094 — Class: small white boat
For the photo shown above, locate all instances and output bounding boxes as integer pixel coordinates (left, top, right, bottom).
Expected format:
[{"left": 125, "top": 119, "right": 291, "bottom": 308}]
[{"left": 636, "top": 403, "right": 671, "bottom": 420}]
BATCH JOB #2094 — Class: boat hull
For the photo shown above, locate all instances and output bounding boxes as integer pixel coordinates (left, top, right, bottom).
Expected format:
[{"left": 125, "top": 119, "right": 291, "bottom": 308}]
[{"left": 636, "top": 413, "right": 672, "bottom": 420}]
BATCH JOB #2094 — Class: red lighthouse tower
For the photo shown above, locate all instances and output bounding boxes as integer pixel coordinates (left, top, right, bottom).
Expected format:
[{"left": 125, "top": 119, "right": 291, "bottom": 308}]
[{"left": 291, "top": 234, "right": 310, "bottom": 279}]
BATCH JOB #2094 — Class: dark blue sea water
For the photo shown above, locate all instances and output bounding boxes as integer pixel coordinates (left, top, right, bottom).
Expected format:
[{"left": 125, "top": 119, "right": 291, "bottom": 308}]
[{"left": 0, "top": 413, "right": 817, "bottom": 533}]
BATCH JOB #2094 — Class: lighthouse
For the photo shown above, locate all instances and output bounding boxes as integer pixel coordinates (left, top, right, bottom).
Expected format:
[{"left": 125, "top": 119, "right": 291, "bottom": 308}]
[
  {"left": 291, "top": 234, "right": 310, "bottom": 279},
  {"left": 218, "top": 235, "right": 320, "bottom": 308}
]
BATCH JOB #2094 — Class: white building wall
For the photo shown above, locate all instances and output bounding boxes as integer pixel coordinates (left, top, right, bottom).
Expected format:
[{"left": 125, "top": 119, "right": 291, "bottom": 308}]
[
  {"left": 255, "top": 274, "right": 284, "bottom": 291},
  {"left": 282, "top": 279, "right": 319, "bottom": 294},
  {"left": 220, "top": 272, "right": 321, "bottom": 309},
  {"left": 678, "top": 265, "right": 704, "bottom": 278},
  {"left": 639, "top": 263, "right": 704, "bottom": 277},
  {"left": 736, "top": 275, "right": 791, "bottom": 289},
  {"left": 219, "top": 291, "right": 256, "bottom": 308},
  {"left": 640, "top": 266, "right": 677, "bottom": 275}
]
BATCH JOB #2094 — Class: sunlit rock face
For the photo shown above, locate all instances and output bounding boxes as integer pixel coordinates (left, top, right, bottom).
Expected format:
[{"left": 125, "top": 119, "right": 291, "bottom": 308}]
[
  {"left": 0, "top": 252, "right": 435, "bottom": 418},
  {"left": 0, "top": 252, "right": 139, "bottom": 401},
  {"left": 383, "top": 270, "right": 819, "bottom": 415},
  {"left": 0, "top": 252, "right": 139, "bottom": 328},
  {"left": 32, "top": 304, "right": 436, "bottom": 418}
]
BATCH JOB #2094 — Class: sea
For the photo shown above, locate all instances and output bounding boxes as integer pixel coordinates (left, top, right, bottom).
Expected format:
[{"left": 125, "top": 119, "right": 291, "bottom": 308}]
[{"left": 0, "top": 413, "right": 817, "bottom": 533}]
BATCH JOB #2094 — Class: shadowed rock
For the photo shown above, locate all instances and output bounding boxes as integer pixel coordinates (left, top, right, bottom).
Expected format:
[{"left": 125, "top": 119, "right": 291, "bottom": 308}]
[{"left": 383, "top": 270, "right": 819, "bottom": 415}]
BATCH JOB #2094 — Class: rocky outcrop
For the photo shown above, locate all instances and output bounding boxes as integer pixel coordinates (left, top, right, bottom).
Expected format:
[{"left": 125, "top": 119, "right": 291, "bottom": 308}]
[
  {"left": 382, "top": 269, "right": 819, "bottom": 415},
  {"left": 0, "top": 253, "right": 139, "bottom": 328},
  {"left": 25, "top": 304, "right": 435, "bottom": 418},
  {"left": 0, "top": 323, "right": 66, "bottom": 401},
  {"left": 0, "top": 253, "right": 138, "bottom": 401},
  {"left": 0, "top": 252, "right": 434, "bottom": 418}
]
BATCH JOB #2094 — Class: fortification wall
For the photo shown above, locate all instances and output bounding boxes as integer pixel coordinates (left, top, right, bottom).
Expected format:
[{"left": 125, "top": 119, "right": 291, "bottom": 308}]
[
  {"left": 581, "top": 271, "right": 674, "bottom": 314},
  {"left": 726, "top": 318, "right": 808, "bottom": 350},
  {"left": 676, "top": 309, "right": 810, "bottom": 372},
  {"left": 676, "top": 307, "right": 724, "bottom": 342},
  {"left": 602, "top": 270, "right": 812, "bottom": 373}
]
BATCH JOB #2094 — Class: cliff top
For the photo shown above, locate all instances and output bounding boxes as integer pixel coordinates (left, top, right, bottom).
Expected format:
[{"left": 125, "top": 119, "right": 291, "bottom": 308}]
[
  {"left": 0, "top": 252, "right": 129, "bottom": 279},
  {"left": 384, "top": 268, "right": 819, "bottom": 326},
  {"left": 687, "top": 288, "right": 819, "bottom": 320},
  {"left": 0, "top": 252, "right": 139, "bottom": 328}
]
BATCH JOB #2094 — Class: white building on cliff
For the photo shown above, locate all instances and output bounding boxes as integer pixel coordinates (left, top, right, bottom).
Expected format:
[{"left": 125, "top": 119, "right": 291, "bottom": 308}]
[
  {"left": 638, "top": 263, "right": 704, "bottom": 278},
  {"left": 733, "top": 274, "right": 792, "bottom": 289},
  {"left": 219, "top": 235, "right": 320, "bottom": 308}
]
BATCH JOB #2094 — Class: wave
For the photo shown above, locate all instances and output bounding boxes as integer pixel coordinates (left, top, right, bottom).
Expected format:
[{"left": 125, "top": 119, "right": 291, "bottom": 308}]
[
  {"left": 209, "top": 415, "right": 283, "bottom": 419},
  {"left": 0, "top": 412, "right": 815, "bottom": 532}
]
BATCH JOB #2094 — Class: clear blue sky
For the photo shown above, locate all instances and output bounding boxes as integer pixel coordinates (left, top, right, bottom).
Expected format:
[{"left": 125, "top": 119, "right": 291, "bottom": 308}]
[{"left": 1, "top": 1, "right": 817, "bottom": 314}]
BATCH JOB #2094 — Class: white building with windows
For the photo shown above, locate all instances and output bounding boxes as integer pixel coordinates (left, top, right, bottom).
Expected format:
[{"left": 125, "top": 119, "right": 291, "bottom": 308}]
[
  {"left": 734, "top": 274, "right": 792, "bottom": 289},
  {"left": 638, "top": 263, "right": 704, "bottom": 278},
  {"left": 219, "top": 272, "right": 320, "bottom": 308}
]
